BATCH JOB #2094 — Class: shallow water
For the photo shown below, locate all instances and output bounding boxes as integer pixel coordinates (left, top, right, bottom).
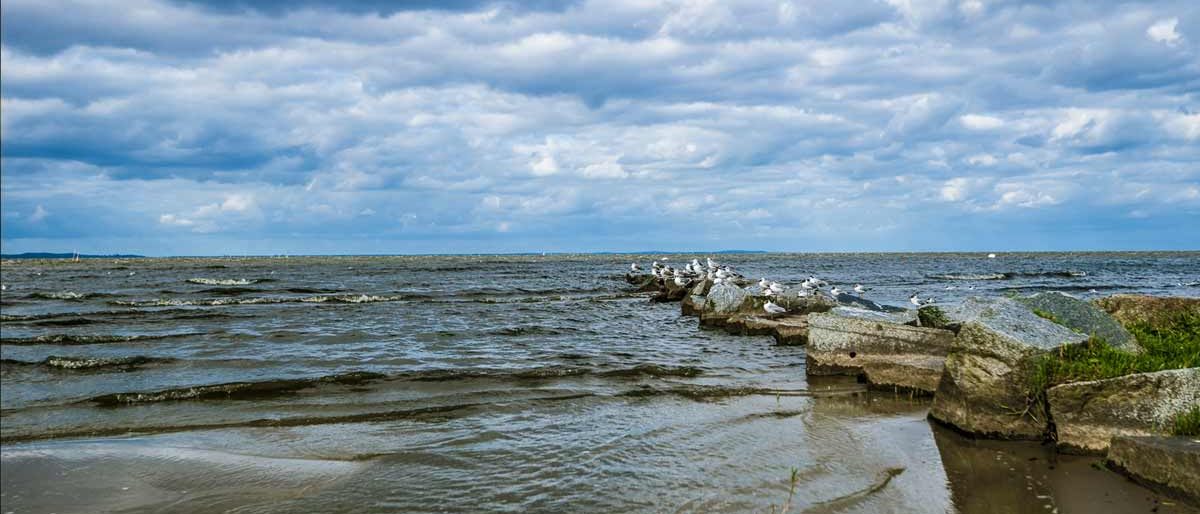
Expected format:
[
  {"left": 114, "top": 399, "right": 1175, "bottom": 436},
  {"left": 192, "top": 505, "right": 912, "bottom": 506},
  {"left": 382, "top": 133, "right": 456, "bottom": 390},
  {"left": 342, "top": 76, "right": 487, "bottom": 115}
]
[{"left": 1, "top": 253, "right": 1198, "bottom": 513}]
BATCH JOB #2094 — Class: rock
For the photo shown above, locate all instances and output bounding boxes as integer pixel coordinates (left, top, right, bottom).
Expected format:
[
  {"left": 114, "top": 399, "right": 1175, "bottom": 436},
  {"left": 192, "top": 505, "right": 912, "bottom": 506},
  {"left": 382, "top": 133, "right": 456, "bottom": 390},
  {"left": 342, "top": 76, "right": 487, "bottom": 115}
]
[
  {"left": 698, "top": 283, "right": 753, "bottom": 327},
  {"left": 689, "top": 279, "right": 714, "bottom": 297},
  {"left": 806, "top": 307, "right": 954, "bottom": 394},
  {"left": 916, "top": 306, "right": 957, "bottom": 331},
  {"left": 626, "top": 273, "right": 661, "bottom": 293},
  {"left": 1094, "top": 295, "right": 1200, "bottom": 329},
  {"left": 930, "top": 297, "right": 1090, "bottom": 439},
  {"left": 1106, "top": 436, "right": 1200, "bottom": 506},
  {"left": 681, "top": 294, "right": 705, "bottom": 317},
  {"left": 1047, "top": 368, "right": 1200, "bottom": 453},
  {"left": 651, "top": 278, "right": 692, "bottom": 302},
  {"left": 722, "top": 314, "right": 811, "bottom": 345},
  {"left": 1015, "top": 292, "right": 1138, "bottom": 352}
]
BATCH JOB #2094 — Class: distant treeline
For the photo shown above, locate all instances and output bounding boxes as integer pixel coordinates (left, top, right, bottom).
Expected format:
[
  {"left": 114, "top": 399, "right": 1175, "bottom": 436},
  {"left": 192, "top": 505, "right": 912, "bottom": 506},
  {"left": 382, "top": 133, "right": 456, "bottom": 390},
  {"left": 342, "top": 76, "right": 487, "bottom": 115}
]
[{"left": 1, "top": 253, "right": 144, "bottom": 259}]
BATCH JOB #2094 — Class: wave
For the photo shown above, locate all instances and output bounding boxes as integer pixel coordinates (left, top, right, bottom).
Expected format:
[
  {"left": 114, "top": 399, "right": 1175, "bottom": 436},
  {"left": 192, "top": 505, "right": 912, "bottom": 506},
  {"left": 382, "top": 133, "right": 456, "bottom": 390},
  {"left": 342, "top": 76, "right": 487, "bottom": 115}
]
[
  {"left": 926, "top": 273, "right": 1007, "bottom": 281},
  {"left": 110, "top": 293, "right": 409, "bottom": 307},
  {"left": 928, "top": 271, "right": 1088, "bottom": 281},
  {"left": 88, "top": 371, "right": 387, "bottom": 406},
  {"left": 0, "top": 332, "right": 201, "bottom": 346},
  {"left": 186, "top": 278, "right": 259, "bottom": 286},
  {"left": 1, "top": 355, "right": 174, "bottom": 371},
  {"left": 2, "top": 309, "right": 249, "bottom": 325},
  {"left": 404, "top": 363, "right": 705, "bottom": 382},
  {"left": 26, "top": 291, "right": 110, "bottom": 301}
]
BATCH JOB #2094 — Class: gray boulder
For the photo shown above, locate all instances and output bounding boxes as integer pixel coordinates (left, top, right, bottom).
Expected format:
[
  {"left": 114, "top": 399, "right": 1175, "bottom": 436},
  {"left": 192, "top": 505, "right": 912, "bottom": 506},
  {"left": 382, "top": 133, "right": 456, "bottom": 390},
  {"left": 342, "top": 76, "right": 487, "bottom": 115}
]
[
  {"left": 930, "top": 297, "right": 1090, "bottom": 439},
  {"left": 1015, "top": 292, "right": 1138, "bottom": 352},
  {"left": 807, "top": 307, "right": 954, "bottom": 394},
  {"left": 1048, "top": 367, "right": 1200, "bottom": 453}
]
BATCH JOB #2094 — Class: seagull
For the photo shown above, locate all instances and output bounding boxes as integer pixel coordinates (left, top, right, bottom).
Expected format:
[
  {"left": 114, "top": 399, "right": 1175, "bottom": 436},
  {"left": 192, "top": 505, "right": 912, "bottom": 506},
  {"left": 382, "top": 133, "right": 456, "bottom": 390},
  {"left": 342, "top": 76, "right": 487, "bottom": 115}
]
[
  {"left": 762, "top": 288, "right": 776, "bottom": 297},
  {"left": 631, "top": 263, "right": 641, "bottom": 272},
  {"left": 769, "top": 282, "right": 784, "bottom": 294},
  {"left": 830, "top": 286, "right": 842, "bottom": 296},
  {"left": 797, "top": 289, "right": 809, "bottom": 297},
  {"left": 987, "top": 253, "right": 997, "bottom": 259},
  {"left": 674, "top": 276, "right": 689, "bottom": 287},
  {"left": 910, "top": 293, "right": 935, "bottom": 306},
  {"left": 706, "top": 258, "right": 716, "bottom": 270},
  {"left": 853, "top": 284, "right": 868, "bottom": 294},
  {"left": 764, "top": 301, "right": 787, "bottom": 315},
  {"left": 759, "top": 278, "right": 770, "bottom": 289},
  {"left": 128, "top": 271, "right": 137, "bottom": 276}
]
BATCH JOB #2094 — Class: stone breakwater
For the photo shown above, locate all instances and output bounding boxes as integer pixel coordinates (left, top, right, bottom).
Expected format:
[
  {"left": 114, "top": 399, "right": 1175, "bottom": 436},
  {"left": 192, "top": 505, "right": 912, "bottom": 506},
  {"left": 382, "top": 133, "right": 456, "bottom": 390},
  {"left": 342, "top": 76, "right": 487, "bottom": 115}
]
[{"left": 626, "top": 271, "right": 1200, "bottom": 506}]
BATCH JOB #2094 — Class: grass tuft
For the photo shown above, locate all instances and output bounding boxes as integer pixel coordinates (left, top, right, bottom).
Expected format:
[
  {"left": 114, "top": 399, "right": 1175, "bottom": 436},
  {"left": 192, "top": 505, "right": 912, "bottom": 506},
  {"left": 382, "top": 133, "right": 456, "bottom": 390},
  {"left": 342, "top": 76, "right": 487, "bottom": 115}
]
[
  {"left": 1173, "top": 406, "right": 1200, "bottom": 437},
  {"left": 1027, "top": 311, "right": 1200, "bottom": 405},
  {"left": 1031, "top": 308, "right": 1060, "bottom": 324}
]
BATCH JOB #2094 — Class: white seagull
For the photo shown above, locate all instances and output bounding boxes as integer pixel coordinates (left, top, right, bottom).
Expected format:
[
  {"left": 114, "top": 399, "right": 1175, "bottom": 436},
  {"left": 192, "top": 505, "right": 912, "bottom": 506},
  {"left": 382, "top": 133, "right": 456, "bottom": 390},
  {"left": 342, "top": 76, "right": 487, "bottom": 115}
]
[
  {"left": 759, "top": 278, "right": 770, "bottom": 289},
  {"left": 830, "top": 286, "right": 842, "bottom": 296},
  {"left": 769, "top": 282, "right": 784, "bottom": 294},
  {"left": 764, "top": 301, "right": 787, "bottom": 315},
  {"left": 853, "top": 284, "right": 867, "bottom": 294},
  {"left": 674, "top": 276, "right": 689, "bottom": 287},
  {"left": 631, "top": 263, "right": 641, "bottom": 272},
  {"left": 910, "top": 293, "right": 935, "bottom": 306}
]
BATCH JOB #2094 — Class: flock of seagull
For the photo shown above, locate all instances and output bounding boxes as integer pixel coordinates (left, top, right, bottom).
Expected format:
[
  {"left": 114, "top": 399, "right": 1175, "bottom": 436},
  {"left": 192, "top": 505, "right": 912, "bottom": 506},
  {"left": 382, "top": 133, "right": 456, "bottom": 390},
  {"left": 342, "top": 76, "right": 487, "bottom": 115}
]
[{"left": 632, "top": 258, "right": 937, "bottom": 316}]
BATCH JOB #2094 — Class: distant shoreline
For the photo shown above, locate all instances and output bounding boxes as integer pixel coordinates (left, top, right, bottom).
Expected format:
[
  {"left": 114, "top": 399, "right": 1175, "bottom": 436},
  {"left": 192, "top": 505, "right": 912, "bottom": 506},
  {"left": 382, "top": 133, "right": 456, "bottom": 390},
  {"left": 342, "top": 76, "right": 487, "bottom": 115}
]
[{"left": 3, "top": 250, "right": 1197, "bottom": 260}]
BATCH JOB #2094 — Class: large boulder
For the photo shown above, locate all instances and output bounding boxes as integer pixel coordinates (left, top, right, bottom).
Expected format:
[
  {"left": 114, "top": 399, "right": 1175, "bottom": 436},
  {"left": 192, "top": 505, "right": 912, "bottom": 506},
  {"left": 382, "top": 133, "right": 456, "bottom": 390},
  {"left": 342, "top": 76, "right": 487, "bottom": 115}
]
[
  {"left": 698, "top": 283, "right": 753, "bottom": 327},
  {"left": 1094, "top": 295, "right": 1200, "bottom": 329},
  {"left": 930, "top": 297, "right": 1090, "bottom": 439},
  {"left": 807, "top": 307, "right": 953, "bottom": 394},
  {"left": 1047, "top": 367, "right": 1200, "bottom": 453},
  {"left": 1106, "top": 436, "right": 1200, "bottom": 506},
  {"left": 1015, "top": 292, "right": 1138, "bottom": 352}
]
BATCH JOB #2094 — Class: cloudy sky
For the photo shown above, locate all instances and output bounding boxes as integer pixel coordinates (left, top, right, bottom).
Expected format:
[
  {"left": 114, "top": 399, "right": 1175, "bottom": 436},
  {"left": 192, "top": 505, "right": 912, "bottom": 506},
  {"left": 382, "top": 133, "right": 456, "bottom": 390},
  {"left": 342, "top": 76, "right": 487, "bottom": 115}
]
[{"left": 2, "top": 0, "right": 1197, "bottom": 255}]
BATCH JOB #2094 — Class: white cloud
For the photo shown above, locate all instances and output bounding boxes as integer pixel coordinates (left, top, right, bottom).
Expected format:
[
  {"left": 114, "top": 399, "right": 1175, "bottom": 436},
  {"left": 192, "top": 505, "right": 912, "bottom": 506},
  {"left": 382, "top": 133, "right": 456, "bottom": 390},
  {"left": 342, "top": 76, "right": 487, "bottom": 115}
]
[
  {"left": 959, "top": 114, "right": 1004, "bottom": 130},
  {"left": 1146, "top": 18, "right": 1182, "bottom": 45},
  {"left": 940, "top": 178, "right": 970, "bottom": 202}
]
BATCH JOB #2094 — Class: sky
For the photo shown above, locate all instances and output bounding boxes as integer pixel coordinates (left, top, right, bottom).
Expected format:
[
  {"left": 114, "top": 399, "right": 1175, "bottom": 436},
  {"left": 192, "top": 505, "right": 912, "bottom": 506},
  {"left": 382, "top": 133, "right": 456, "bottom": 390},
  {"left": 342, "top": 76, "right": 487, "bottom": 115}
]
[{"left": 1, "top": 0, "right": 1198, "bottom": 256}]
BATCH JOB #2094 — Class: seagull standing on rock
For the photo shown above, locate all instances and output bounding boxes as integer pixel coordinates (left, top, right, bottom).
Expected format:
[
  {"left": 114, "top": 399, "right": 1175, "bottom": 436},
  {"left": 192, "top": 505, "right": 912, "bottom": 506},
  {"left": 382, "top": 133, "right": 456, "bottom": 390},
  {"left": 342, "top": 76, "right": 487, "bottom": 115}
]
[
  {"left": 910, "top": 293, "right": 935, "bottom": 306},
  {"left": 853, "top": 284, "right": 868, "bottom": 294},
  {"left": 830, "top": 286, "right": 842, "bottom": 296},
  {"left": 764, "top": 301, "right": 787, "bottom": 315},
  {"left": 631, "top": 263, "right": 641, "bottom": 272}
]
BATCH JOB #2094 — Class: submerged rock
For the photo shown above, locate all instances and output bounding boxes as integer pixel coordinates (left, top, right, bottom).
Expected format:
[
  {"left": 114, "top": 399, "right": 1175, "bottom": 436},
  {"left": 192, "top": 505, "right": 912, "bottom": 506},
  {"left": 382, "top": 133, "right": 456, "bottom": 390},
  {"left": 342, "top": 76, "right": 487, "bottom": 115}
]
[
  {"left": 1106, "top": 436, "right": 1200, "bottom": 506},
  {"left": 1015, "top": 292, "right": 1138, "bottom": 352},
  {"left": 807, "top": 307, "right": 953, "bottom": 394},
  {"left": 930, "top": 297, "right": 1090, "bottom": 439},
  {"left": 1047, "top": 367, "right": 1200, "bottom": 453}
]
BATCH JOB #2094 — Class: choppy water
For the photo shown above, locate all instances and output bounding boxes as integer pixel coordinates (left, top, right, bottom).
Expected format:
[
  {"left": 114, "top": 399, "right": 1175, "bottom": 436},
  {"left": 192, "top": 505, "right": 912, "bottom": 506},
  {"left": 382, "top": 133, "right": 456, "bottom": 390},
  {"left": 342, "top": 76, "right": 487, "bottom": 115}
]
[{"left": 2, "top": 252, "right": 1198, "bottom": 513}]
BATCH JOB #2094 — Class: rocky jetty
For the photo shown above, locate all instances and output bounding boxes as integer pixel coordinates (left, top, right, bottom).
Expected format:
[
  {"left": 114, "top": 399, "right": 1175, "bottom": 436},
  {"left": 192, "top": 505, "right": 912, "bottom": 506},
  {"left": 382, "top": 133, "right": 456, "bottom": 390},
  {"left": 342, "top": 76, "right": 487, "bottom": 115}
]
[
  {"left": 1048, "top": 367, "right": 1200, "bottom": 453},
  {"left": 622, "top": 264, "right": 1198, "bottom": 502}
]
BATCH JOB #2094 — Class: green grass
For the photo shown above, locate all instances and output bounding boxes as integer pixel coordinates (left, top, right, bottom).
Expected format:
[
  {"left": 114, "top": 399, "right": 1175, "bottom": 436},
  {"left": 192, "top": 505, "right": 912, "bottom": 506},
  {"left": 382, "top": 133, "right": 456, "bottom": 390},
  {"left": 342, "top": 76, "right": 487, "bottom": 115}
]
[
  {"left": 1031, "top": 308, "right": 1060, "bottom": 324},
  {"left": 1173, "top": 406, "right": 1200, "bottom": 436},
  {"left": 1027, "top": 311, "right": 1200, "bottom": 406},
  {"left": 918, "top": 306, "right": 950, "bottom": 328}
]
